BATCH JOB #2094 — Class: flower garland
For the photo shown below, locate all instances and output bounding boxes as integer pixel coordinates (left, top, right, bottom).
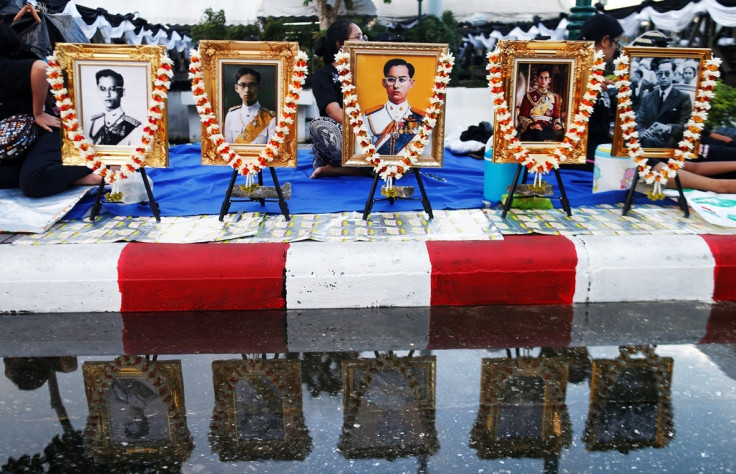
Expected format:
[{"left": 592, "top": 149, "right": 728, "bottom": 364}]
[
  {"left": 335, "top": 49, "right": 454, "bottom": 188},
  {"left": 486, "top": 49, "right": 605, "bottom": 188},
  {"left": 189, "top": 48, "right": 308, "bottom": 187},
  {"left": 46, "top": 53, "right": 173, "bottom": 184},
  {"left": 613, "top": 54, "right": 721, "bottom": 199}
]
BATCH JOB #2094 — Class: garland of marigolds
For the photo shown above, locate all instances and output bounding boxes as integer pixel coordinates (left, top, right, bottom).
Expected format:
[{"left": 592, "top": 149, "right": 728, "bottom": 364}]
[
  {"left": 47, "top": 53, "right": 173, "bottom": 183},
  {"left": 613, "top": 54, "right": 721, "bottom": 199},
  {"left": 335, "top": 48, "right": 454, "bottom": 189},
  {"left": 189, "top": 48, "right": 308, "bottom": 187},
  {"left": 486, "top": 49, "right": 605, "bottom": 189}
]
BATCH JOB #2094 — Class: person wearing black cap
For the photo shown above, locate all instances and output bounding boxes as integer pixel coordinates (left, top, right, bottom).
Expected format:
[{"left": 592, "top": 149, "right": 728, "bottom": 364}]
[{"left": 578, "top": 13, "right": 624, "bottom": 170}]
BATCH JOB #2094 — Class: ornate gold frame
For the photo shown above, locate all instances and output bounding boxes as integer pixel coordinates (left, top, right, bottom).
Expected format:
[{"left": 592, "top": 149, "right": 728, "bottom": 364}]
[
  {"left": 197, "top": 41, "right": 299, "bottom": 167},
  {"left": 339, "top": 354, "right": 438, "bottom": 459},
  {"left": 54, "top": 43, "right": 168, "bottom": 167},
  {"left": 82, "top": 358, "right": 191, "bottom": 463},
  {"left": 492, "top": 40, "right": 596, "bottom": 164},
  {"left": 470, "top": 357, "right": 571, "bottom": 459},
  {"left": 612, "top": 46, "right": 712, "bottom": 159},
  {"left": 210, "top": 358, "right": 310, "bottom": 461},
  {"left": 341, "top": 42, "right": 447, "bottom": 168},
  {"left": 583, "top": 348, "right": 674, "bottom": 452}
]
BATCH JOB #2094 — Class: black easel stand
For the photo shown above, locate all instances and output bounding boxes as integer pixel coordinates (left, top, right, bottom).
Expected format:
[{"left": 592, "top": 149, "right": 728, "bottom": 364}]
[
  {"left": 219, "top": 167, "right": 290, "bottom": 221},
  {"left": 622, "top": 167, "right": 689, "bottom": 217},
  {"left": 362, "top": 170, "right": 433, "bottom": 220},
  {"left": 89, "top": 168, "right": 160, "bottom": 222},
  {"left": 501, "top": 164, "right": 571, "bottom": 218}
]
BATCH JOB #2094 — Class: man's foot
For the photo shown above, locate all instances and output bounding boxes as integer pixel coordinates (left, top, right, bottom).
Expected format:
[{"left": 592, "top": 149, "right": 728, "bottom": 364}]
[
  {"left": 311, "top": 164, "right": 371, "bottom": 178},
  {"left": 73, "top": 173, "right": 103, "bottom": 186}
]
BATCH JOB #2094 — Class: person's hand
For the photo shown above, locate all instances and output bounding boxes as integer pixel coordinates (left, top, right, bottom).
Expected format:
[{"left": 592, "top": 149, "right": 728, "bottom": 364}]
[
  {"left": 553, "top": 123, "right": 563, "bottom": 130},
  {"left": 531, "top": 123, "right": 543, "bottom": 131},
  {"left": 34, "top": 112, "right": 60, "bottom": 132}
]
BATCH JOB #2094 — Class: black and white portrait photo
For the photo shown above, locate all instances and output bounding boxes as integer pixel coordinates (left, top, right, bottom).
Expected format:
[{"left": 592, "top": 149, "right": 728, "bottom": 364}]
[{"left": 79, "top": 63, "right": 149, "bottom": 147}]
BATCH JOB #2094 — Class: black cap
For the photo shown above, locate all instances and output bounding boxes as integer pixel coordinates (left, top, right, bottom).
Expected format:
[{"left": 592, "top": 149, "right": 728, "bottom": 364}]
[{"left": 580, "top": 13, "right": 624, "bottom": 43}]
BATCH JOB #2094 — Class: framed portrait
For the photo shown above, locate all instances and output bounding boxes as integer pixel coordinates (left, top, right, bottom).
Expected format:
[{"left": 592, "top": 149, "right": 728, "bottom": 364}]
[
  {"left": 491, "top": 40, "right": 596, "bottom": 164},
  {"left": 341, "top": 42, "right": 448, "bottom": 168},
  {"left": 339, "top": 355, "right": 439, "bottom": 460},
  {"left": 53, "top": 44, "right": 168, "bottom": 167},
  {"left": 583, "top": 350, "right": 674, "bottom": 452},
  {"left": 82, "top": 357, "right": 192, "bottom": 463},
  {"left": 197, "top": 41, "right": 299, "bottom": 167},
  {"left": 210, "top": 358, "right": 311, "bottom": 461},
  {"left": 612, "top": 47, "right": 712, "bottom": 159},
  {"left": 470, "top": 357, "right": 571, "bottom": 459}
]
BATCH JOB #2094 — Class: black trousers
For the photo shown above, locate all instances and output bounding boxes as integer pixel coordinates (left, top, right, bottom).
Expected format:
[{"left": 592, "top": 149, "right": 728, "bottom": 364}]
[{"left": 0, "top": 128, "right": 92, "bottom": 197}]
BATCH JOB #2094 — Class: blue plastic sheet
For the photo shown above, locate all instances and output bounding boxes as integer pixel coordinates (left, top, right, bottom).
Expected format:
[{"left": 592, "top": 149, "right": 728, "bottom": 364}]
[{"left": 64, "top": 145, "right": 627, "bottom": 219}]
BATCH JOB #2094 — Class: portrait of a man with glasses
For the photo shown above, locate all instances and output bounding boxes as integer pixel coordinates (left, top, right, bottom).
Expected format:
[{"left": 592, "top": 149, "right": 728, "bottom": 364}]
[
  {"left": 223, "top": 67, "right": 276, "bottom": 144},
  {"left": 517, "top": 65, "right": 565, "bottom": 142},
  {"left": 635, "top": 58, "right": 692, "bottom": 148},
  {"left": 88, "top": 69, "right": 142, "bottom": 146},
  {"left": 364, "top": 58, "right": 425, "bottom": 155}
]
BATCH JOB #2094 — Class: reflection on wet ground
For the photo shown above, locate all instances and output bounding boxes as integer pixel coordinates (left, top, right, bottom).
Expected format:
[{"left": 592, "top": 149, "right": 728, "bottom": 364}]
[{"left": 1, "top": 303, "right": 736, "bottom": 472}]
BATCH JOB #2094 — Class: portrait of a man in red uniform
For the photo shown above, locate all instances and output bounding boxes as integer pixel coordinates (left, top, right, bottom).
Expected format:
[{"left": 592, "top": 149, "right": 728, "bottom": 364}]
[{"left": 516, "top": 65, "right": 566, "bottom": 142}]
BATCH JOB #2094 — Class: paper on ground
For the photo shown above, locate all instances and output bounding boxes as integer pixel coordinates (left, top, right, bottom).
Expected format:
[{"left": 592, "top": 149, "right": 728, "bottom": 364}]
[{"left": 0, "top": 187, "right": 91, "bottom": 234}]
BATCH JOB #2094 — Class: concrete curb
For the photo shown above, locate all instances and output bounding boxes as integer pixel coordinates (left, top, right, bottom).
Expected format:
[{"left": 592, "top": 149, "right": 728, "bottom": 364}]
[{"left": 1, "top": 234, "right": 734, "bottom": 313}]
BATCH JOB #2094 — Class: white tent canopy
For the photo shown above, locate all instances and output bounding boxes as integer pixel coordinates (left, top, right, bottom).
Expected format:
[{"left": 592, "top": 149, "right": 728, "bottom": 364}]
[
  {"left": 376, "top": 0, "right": 569, "bottom": 25},
  {"left": 80, "top": 0, "right": 570, "bottom": 27}
]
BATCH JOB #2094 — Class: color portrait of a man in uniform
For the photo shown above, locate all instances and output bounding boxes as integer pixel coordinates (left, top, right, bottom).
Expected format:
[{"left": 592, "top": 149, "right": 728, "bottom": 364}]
[
  {"left": 223, "top": 67, "right": 276, "bottom": 145},
  {"left": 517, "top": 66, "right": 565, "bottom": 142},
  {"left": 89, "top": 69, "right": 142, "bottom": 146},
  {"left": 364, "top": 58, "right": 425, "bottom": 155}
]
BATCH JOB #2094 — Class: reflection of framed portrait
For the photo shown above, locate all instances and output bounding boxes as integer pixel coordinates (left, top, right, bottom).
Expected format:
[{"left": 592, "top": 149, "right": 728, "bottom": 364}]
[
  {"left": 612, "top": 47, "right": 712, "bottom": 159},
  {"left": 584, "top": 352, "right": 674, "bottom": 452},
  {"left": 82, "top": 357, "right": 191, "bottom": 463},
  {"left": 470, "top": 357, "right": 571, "bottom": 459},
  {"left": 340, "top": 355, "right": 439, "bottom": 460},
  {"left": 341, "top": 42, "right": 448, "bottom": 168},
  {"left": 210, "top": 358, "right": 310, "bottom": 461},
  {"left": 198, "top": 41, "right": 299, "bottom": 167},
  {"left": 53, "top": 44, "right": 168, "bottom": 167},
  {"left": 492, "top": 40, "right": 596, "bottom": 164}
]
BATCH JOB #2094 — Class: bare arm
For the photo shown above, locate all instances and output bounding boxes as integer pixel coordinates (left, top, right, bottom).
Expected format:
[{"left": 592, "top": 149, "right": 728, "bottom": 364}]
[
  {"left": 325, "top": 101, "right": 344, "bottom": 123},
  {"left": 30, "top": 60, "right": 60, "bottom": 132}
]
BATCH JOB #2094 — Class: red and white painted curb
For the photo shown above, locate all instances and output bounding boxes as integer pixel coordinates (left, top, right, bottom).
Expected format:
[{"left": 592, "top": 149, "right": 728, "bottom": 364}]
[{"left": 1, "top": 234, "right": 735, "bottom": 313}]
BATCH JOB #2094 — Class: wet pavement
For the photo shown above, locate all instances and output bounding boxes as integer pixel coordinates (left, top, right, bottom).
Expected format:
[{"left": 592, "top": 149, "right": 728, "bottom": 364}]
[{"left": 1, "top": 303, "right": 736, "bottom": 473}]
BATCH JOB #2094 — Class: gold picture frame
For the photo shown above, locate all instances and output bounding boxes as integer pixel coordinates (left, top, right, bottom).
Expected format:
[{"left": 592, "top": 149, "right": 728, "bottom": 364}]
[
  {"left": 339, "top": 354, "right": 439, "bottom": 460},
  {"left": 53, "top": 43, "right": 168, "bottom": 167},
  {"left": 470, "top": 357, "right": 571, "bottom": 459},
  {"left": 583, "top": 346, "right": 674, "bottom": 452},
  {"left": 197, "top": 41, "right": 299, "bottom": 167},
  {"left": 492, "top": 40, "right": 596, "bottom": 164},
  {"left": 341, "top": 41, "right": 448, "bottom": 168},
  {"left": 210, "top": 358, "right": 310, "bottom": 461},
  {"left": 612, "top": 46, "right": 712, "bottom": 159},
  {"left": 82, "top": 357, "right": 192, "bottom": 463}
]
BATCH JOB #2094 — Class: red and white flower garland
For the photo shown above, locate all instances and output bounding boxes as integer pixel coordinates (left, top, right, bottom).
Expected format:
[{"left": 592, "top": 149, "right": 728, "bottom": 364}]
[
  {"left": 486, "top": 49, "right": 605, "bottom": 186},
  {"left": 189, "top": 48, "right": 308, "bottom": 186},
  {"left": 335, "top": 49, "right": 454, "bottom": 187},
  {"left": 613, "top": 54, "right": 721, "bottom": 198},
  {"left": 46, "top": 53, "right": 173, "bottom": 184}
]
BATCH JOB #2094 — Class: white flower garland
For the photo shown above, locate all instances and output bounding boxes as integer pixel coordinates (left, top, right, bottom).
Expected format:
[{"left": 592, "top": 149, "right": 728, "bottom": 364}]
[
  {"left": 189, "top": 48, "right": 308, "bottom": 187},
  {"left": 47, "top": 53, "right": 173, "bottom": 184},
  {"left": 613, "top": 54, "right": 721, "bottom": 199},
  {"left": 486, "top": 49, "right": 605, "bottom": 187},
  {"left": 335, "top": 49, "right": 454, "bottom": 188}
]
